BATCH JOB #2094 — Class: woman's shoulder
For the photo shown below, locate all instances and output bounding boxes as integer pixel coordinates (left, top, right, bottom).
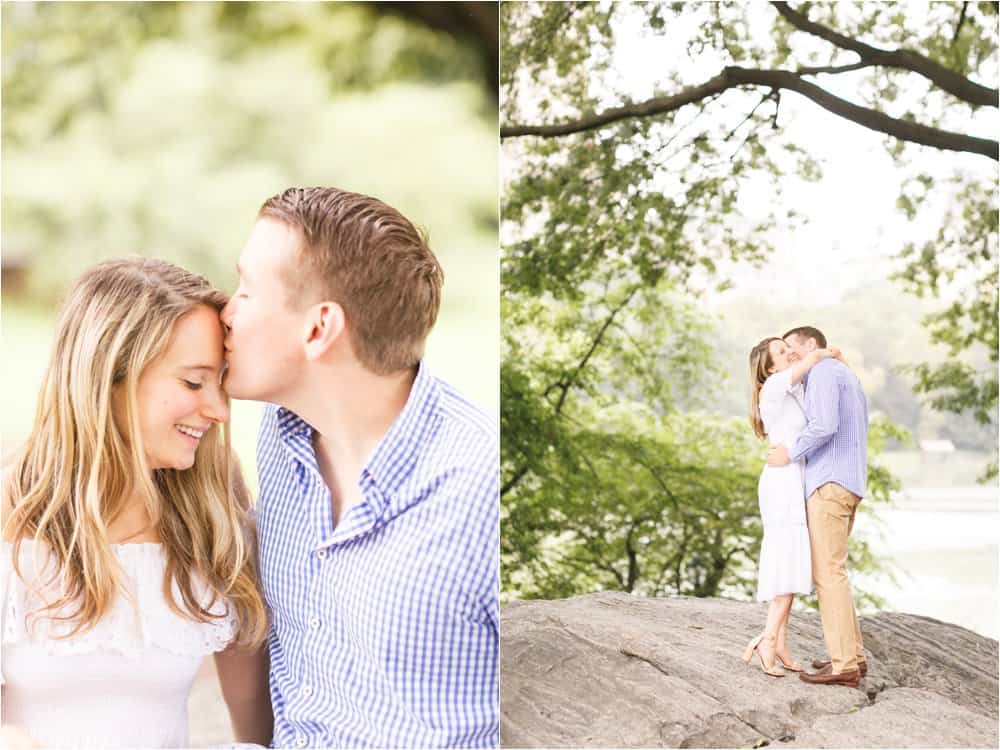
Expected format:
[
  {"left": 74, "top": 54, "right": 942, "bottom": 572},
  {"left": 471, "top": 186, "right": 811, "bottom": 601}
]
[
  {"left": 759, "top": 372, "right": 805, "bottom": 422},
  {"left": 761, "top": 368, "right": 794, "bottom": 396},
  {"left": 2, "top": 537, "right": 167, "bottom": 583}
]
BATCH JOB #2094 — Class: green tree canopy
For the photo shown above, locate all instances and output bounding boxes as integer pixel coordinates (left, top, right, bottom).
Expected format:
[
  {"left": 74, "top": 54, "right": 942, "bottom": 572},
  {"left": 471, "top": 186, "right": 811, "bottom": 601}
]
[
  {"left": 501, "top": 1, "right": 995, "bottom": 602},
  {"left": 2, "top": 1, "right": 498, "bottom": 304}
]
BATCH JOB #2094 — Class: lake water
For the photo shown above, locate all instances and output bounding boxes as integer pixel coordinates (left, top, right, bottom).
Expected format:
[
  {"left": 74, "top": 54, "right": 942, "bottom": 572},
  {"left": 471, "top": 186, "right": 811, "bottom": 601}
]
[{"left": 853, "top": 489, "right": 998, "bottom": 640}]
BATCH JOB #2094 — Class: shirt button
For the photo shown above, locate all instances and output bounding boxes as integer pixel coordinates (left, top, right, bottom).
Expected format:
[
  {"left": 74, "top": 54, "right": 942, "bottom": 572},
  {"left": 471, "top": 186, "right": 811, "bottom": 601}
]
[
  {"left": 295, "top": 738, "right": 307, "bottom": 748},
  {"left": 310, "top": 617, "right": 321, "bottom": 629},
  {"left": 316, "top": 549, "right": 326, "bottom": 559},
  {"left": 302, "top": 684, "right": 313, "bottom": 697}
]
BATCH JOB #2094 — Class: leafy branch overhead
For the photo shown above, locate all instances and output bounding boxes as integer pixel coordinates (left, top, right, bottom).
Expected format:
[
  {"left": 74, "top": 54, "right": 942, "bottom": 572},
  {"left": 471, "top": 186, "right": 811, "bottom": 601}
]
[{"left": 501, "top": 2, "right": 998, "bottom": 160}]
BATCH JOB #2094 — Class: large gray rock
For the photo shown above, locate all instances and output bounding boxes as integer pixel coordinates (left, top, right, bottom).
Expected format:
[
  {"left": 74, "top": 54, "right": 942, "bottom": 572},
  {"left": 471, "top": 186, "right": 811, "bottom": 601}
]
[{"left": 501, "top": 593, "right": 998, "bottom": 748}]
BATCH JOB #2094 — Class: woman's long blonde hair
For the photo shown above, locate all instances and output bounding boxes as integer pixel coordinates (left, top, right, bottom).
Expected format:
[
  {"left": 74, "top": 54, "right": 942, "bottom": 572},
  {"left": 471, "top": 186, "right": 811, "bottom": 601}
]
[
  {"left": 749, "top": 337, "right": 781, "bottom": 441},
  {"left": 2, "top": 258, "right": 266, "bottom": 646}
]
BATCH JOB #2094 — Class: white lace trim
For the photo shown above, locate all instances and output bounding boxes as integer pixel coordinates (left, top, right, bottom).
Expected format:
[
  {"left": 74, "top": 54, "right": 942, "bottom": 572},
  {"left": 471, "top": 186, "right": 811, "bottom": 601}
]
[{"left": 1, "top": 541, "right": 235, "bottom": 658}]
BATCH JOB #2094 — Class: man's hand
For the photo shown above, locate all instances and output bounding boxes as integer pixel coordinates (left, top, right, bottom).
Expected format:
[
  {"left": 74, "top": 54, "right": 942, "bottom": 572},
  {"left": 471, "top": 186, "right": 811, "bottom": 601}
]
[{"left": 767, "top": 444, "right": 790, "bottom": 467}]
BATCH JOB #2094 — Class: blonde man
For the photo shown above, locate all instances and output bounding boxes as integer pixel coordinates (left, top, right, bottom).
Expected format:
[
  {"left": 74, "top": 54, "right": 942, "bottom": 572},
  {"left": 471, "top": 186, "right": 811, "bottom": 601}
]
[{"left": 222, "top": 188, "right": 498, "bottom": 748}]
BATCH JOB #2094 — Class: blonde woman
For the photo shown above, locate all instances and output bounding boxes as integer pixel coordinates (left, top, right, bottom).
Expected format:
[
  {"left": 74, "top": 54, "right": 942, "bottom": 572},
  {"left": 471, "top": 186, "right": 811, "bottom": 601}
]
[
  {"left": 742, "top": 337, "right": 840, "bottom": 677},
  {"left": 1, "top": 258, "right": 270, "bottom": 748}
]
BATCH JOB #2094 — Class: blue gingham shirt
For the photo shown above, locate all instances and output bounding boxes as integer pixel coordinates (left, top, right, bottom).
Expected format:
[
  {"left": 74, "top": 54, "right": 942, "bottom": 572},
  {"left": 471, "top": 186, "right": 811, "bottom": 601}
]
[
  {"left": 255, "top": 362, "right": 499, "bottom": 749},
  {"left": 789, "top": 359, "right": 868, "bottom": 499}
]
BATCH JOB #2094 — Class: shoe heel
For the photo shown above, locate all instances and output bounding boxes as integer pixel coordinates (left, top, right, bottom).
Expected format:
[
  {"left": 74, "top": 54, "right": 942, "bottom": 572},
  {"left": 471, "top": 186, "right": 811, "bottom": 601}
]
[{"left": 741, "top": 635, "right": 761, "bottom": 664}]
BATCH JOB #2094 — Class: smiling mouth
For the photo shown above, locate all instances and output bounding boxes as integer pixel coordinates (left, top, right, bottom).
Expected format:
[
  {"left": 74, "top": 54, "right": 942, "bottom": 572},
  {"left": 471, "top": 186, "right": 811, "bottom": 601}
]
[{"left": 176, "top": 424, "right": 207, "bottom": 441}]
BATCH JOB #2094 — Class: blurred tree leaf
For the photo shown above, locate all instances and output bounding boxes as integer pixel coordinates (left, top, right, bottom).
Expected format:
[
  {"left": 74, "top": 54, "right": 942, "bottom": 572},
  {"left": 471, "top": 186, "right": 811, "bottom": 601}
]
[{"left": 2, "top": 1, "right": 497, "bottom": 306}]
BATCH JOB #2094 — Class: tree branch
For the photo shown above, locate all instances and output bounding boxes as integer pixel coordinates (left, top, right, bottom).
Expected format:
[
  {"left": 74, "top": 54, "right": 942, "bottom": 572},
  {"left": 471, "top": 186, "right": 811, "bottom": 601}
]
[
  {"left": 724, "top": 90, "right": 776, "bottom": 140},
  {"left": 551, "top": 542, "right": 624, "bottom": 589},
  {"left": 630, "top": 449, "right": 682, "bottom": 512},
  {"left": 548, "top": 286, "right": 641, "bottom": 415},
  {"left": 772, "top": 1, "right": 998, "bottom": 108},
  {"left": 502, "top": 74, "right": 731, "bottom": 138},
  {"left": 797, "top": 61, "right": 870, "bottom": 76},
  {"left": 501, "top": 286, "right": 641, "bottom": 497},
  {"left": 952, "top": 2, "right": 969, "bottom": 47},
  {"left": 624, "top": 522, "right": 640, "bottom": 592},
  {"left": 500, "top": 465, "right": 529, "bottom": 497},
  {"left": 732, "top": 67, "right": 997, "bottom": 159},
  {"left": 566, "top": 523, "right": 626, "bottom": 588},
  {"left": 501, "top": 66, "right": 998, "bottom": 160}
]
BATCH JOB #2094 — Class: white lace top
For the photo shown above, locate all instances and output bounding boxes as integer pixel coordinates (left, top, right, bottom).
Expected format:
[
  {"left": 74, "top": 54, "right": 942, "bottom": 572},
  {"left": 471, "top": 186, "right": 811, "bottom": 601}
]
[{"left": 1, "top": 541, "right": 235, "bottom": 749}]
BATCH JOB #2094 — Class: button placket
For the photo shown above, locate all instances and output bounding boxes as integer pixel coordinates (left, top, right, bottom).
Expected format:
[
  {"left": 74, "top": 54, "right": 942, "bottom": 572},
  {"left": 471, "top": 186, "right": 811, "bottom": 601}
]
[{"left": 296, "top": 476, "right": 327, "bottom": 746}]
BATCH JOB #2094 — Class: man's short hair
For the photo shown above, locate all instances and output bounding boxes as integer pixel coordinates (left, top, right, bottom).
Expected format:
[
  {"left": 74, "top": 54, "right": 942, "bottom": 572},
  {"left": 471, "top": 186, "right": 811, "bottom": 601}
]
[
  {"left": 782, "top": 325, "right": 827, "bottom": 348},
  {"left": 260, "top": 187, "right": 443, "bottom": 375}
]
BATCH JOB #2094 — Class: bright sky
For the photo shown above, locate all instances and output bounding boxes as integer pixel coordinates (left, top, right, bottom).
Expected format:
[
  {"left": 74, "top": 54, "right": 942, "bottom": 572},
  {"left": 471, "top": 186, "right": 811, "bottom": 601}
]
[{"left": 598, "top": 4, "right": 999, "bottom": 308}]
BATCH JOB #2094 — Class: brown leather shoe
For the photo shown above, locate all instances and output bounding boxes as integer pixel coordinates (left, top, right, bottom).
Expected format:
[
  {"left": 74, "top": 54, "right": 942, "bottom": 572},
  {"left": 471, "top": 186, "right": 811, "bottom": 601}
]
[
  {"left": 799, "top": 668, "right": 861, "bottom": 687},
  {"left": 810, "top": 659, "right": 867, "bottom": 677}
]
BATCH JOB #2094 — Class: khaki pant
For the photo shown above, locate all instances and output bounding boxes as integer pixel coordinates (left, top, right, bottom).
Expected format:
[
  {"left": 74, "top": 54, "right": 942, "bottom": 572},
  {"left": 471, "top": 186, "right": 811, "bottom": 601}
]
[{"left": 806, "top": 482, "right": 866, "bottom": 674}]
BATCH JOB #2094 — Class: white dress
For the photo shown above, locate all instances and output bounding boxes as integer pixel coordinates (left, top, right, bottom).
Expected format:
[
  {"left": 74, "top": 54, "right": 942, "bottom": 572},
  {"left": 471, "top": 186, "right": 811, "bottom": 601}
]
[
  {"left": 755, "top": 368, "right": 813, "bottom": 602},
  {"left": 1, "top": 540, "right": 235, "bottom": 749}
]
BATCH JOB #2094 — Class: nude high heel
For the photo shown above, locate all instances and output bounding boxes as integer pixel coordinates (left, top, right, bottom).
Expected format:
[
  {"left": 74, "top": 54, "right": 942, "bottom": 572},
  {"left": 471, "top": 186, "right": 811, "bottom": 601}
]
[
  {"left": 742, "top": 634, "right": 785, "bottom": 677},
  {"left": 775, "top": 653, "right": 803, "bottom": 672}
]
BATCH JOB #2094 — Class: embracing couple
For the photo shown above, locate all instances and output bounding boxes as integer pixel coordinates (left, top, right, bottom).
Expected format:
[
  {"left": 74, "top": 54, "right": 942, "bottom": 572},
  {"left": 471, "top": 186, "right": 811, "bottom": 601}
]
[
  {"left": 743, "top": 326, "right": 868, "bottom": 688},
  {"left": 1, "top": 188, "right": 499, "bottom": 749}
]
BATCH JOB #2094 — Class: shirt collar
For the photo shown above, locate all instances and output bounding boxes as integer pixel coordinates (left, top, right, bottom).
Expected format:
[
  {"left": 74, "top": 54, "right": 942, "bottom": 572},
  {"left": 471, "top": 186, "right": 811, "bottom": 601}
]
[
  {"left": 276, "top": 405, "right": 313, "bottom": 440},
  {"left": 273, "top": 360, "right": 442, "bottom": 500},
  {"left": 365, "top": 360, "right": 441, "bottom": 500}
]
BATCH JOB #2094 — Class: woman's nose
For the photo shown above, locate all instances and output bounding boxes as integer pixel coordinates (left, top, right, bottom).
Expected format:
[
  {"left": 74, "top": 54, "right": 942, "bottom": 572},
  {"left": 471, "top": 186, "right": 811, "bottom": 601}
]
[{"left": 202, "top": 384, "right": 230, "bottom": 424}]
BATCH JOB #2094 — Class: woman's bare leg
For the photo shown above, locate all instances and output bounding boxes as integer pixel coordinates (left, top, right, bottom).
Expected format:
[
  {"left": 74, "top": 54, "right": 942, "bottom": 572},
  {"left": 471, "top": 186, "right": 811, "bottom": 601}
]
[
  {"left": 776, "top": 597, "right": 799, "bottom": 665},
  {"left": 759, "top": 594, "right": 793, "bottom": 666}
]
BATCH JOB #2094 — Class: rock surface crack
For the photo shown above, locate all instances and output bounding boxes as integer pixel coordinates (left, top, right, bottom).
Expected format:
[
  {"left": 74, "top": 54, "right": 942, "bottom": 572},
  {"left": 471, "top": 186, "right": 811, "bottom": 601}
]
[
  {"left": 620, "top": 647, "right": 670, "bottom": 678},
  {"left": 732, "top": 712, "right": 773, "bottom": 747}
]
